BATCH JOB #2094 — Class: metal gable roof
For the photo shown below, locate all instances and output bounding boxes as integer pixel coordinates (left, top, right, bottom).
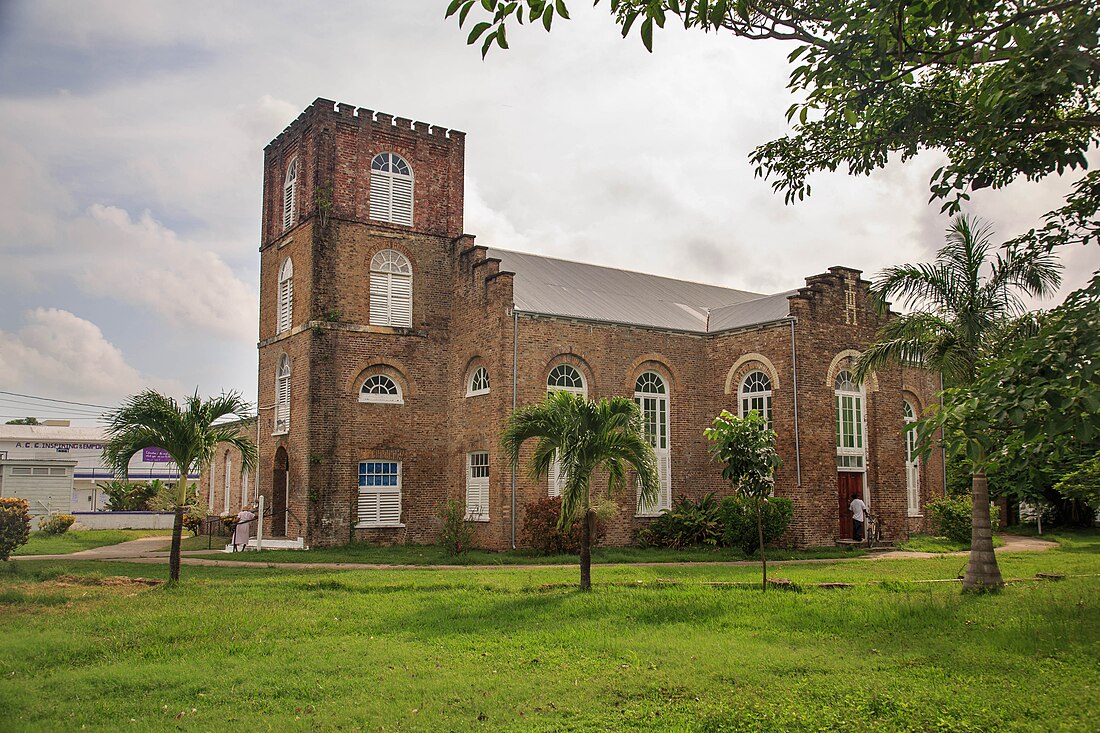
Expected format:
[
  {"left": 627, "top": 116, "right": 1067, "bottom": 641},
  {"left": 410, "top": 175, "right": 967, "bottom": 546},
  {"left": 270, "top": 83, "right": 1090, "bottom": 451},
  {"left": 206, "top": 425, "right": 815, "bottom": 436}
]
[{"left": 487, "top": 248, "right": 792, "bottom": 333}]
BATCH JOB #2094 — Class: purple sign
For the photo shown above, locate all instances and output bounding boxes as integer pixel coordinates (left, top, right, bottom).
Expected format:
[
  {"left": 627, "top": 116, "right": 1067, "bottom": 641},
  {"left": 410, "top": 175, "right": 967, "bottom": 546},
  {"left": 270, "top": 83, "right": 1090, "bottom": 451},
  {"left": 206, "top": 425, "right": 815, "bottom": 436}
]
[{"left": 142, "top": 447, "right": 172, "bottom": 463}]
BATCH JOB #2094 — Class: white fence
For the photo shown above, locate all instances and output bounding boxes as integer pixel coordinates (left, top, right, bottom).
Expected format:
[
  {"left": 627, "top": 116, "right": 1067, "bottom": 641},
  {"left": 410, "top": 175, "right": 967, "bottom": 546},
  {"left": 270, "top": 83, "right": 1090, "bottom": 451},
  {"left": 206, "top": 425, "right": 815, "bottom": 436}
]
[{"left": 71, "top": 511, "right": 177, "bottom": 530}]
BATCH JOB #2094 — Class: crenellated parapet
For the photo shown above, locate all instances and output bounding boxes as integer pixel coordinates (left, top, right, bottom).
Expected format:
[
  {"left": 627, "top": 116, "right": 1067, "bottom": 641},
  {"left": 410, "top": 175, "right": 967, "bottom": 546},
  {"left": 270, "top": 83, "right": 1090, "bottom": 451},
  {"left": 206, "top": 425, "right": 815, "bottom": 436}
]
[{"left": 266, "top": 98, "right": 465, "bottom": 154}]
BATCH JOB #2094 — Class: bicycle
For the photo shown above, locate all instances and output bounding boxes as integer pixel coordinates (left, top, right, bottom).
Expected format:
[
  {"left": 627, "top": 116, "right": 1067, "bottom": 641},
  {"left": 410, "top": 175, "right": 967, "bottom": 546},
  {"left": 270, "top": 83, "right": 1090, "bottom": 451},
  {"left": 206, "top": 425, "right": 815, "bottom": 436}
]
[{"left": 864, "top": 512, "right": 884, "bottom": 548}]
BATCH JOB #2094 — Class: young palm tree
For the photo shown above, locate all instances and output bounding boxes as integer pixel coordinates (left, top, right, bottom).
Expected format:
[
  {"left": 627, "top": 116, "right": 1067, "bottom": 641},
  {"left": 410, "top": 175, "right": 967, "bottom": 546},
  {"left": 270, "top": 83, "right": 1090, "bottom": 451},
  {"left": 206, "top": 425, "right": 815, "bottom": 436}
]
[
  {"left": 103, "top": 390, "right": 257, "bottom": 583},
  {"left": 855, "top": 215, "right": 1061, "bottom": 590},
  {"left": 502, "top": 391, "right": 659, "bottom": 590}
]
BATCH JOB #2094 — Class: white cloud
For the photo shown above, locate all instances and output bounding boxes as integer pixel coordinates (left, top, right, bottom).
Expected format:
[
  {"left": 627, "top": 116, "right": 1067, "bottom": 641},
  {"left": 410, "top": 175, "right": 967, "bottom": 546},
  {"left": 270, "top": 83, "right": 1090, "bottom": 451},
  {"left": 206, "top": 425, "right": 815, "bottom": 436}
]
[{"left": 0, "top": 308, "right": 180, "bottom": 404}]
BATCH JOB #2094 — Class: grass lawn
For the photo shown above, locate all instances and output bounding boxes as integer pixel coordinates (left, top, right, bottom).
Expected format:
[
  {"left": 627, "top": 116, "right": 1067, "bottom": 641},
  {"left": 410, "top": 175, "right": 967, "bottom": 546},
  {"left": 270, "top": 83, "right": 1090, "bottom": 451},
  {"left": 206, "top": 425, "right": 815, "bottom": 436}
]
[
  {"left": 898, "top": 534, "right": 1006, "bottom": 553},
  {"left": 13, "top": 529, "right": 172, "bottom": 556},
  {"left": 173, "top": 536, "right": 867, "bottom": 564},
  {"left": 1, "top": 533, "right": 1097, "bottom": 731}
]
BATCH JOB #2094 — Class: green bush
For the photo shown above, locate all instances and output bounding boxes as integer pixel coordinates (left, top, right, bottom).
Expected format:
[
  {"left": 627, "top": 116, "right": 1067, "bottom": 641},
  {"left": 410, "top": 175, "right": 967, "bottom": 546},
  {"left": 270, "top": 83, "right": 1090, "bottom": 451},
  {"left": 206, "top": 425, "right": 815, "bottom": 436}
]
[
  {"left": 719, "top": 495, "right": 794, "bottom": 556},
  {"left": 638, "top": 492, "right": 723, "bottom": 549},
  {"left": 37, "top": 513, "right": 76, "bottom": 536},
  {"left": 437, "top": 498, "right": 473, "bottom": 556},
  {"left": 98, "top": 479, "right": 161, "bottom": 511},
  {"left": 521, "top": 496, "right": 604, "bottom": 555},
  {"left": 927, "top": 496, "right": 1000, "bottom": 544},
  {"left": 0, "top": 498, "right": 32, "bottom": 560}
]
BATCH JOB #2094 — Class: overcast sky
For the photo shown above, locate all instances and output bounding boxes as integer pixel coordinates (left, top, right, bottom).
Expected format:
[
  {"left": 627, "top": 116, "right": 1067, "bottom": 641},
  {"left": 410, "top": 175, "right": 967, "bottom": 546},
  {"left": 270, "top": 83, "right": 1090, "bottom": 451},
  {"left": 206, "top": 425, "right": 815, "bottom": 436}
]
[{"left": 0, "top": 1, "right": 1096, "bottom": 423}]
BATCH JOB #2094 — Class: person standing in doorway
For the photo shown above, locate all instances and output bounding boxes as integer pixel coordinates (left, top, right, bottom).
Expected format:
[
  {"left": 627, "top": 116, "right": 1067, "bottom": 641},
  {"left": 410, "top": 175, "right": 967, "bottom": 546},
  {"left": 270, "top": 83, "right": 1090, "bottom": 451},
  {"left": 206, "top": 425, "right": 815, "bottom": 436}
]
[{"left": 849, "top": 493, "right": 869, "bottom": 542}]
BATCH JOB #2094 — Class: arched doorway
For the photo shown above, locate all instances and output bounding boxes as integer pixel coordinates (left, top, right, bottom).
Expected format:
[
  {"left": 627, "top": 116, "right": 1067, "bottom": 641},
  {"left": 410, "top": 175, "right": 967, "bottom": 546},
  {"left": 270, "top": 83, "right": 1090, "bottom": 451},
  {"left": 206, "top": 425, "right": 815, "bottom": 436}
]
[{"left": 271, "top": 447, "right": 288, "bottom": 537}]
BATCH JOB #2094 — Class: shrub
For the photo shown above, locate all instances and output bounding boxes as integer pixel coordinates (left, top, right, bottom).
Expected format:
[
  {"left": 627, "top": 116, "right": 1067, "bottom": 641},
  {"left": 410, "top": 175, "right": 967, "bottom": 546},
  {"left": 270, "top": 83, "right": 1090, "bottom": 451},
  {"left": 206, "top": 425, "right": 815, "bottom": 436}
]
[
  {"left": 98, "top": 479, "right": 161, "bottom": 511},
  {"left": 927, "top": 496, "right": 1000, "bottom": 545},
  {"left": 639, "top": 492, "right": 723, "bottom": 548},
  {"left": 521, "top": 496, "right": 604, "bottom": 555},
  {"left": 437, "top": 498, "right": 473, "bottom": 556},
  {"left": 0, "top": 498, "right": 32, "bottom": 560},
  {"left": 182, "top": 506, "right": 206, "bottom": 536},
  {"left": 719, "top": 496, "right": 794, "bottom": 556},
  {"left": 38, "top": 513, "right": 76, "bottom": 536}
]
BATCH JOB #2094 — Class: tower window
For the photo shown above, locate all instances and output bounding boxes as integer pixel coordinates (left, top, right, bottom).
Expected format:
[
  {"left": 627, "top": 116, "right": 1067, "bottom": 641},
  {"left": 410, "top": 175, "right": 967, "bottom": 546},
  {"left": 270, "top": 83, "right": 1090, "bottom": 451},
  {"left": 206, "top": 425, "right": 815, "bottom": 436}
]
[
  {"left": 275, "top": 354, "right": 291, "bottom": 435},
  {"left": 369, "top": 152, "right": 413, "bottom": 226},
  {"left": 369, "top": 249, "right": 413, "bottom": 328},
  {"left": 359, "top": 374, "right": 404, "bottom": 404},
  {"left": 277, "top": 258, "right": 293, "bottom": 334},
  {"left": 467, "top": 367, "right": 490, "bottom": 396},
  {"left": 282, "top": 158, "right": 298, "bottom": 231}
]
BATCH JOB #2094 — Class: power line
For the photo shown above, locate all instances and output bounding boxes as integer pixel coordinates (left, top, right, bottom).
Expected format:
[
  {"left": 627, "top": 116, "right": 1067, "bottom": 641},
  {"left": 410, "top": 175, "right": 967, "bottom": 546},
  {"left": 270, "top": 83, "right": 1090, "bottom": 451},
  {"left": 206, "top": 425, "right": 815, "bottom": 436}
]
[
  {"left": 0, "top": 390, "right": 115, "bottom": 410},
  {"left": 0, "top": 397, "right": 106, "bottom": 416}
]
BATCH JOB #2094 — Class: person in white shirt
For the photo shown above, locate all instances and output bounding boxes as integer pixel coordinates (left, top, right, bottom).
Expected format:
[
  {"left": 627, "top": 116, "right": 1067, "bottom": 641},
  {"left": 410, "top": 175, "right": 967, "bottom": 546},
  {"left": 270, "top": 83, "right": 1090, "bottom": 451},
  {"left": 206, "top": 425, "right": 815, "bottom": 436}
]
[{"left": 849, "top": 493, "right": 869, "bottom": 542}]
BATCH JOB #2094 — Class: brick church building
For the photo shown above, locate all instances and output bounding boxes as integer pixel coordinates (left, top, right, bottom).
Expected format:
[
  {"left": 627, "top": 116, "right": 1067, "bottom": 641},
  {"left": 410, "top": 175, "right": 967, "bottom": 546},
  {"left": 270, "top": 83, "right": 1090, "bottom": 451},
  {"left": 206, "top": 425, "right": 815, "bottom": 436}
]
[{"left": 209, "top": 97, "right": 944, "bottom": 550}]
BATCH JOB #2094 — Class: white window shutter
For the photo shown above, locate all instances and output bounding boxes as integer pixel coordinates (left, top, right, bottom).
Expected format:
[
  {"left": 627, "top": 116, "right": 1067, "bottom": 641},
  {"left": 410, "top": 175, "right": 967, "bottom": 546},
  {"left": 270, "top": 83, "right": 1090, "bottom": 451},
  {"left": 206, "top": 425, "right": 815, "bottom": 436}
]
[
  {"left": 391, "top": 176, "right": 413, "bottom": 226},
  {"left": 358, "top": 491, "right": 380, "bottom": 524},
  {"left": 390, "top": 274, "right": 412, "bottom": 327},
  {"left": 658, "top": 453, "right": 672, "bottom": 511},
  {"left": 278, "top": 277, "right": 293, "bottom": 333},
  {"left": 275, "top": 373, "right": 290, "bottom": 433},
  {"left": 370, "top": 272, "right": 390, "bottom": 326},
  {"left": 369, "top": 170, "right": 391, "bottom": 221},
  {"left": 548, "top": 454, "right": 562, "bottom": 498}
]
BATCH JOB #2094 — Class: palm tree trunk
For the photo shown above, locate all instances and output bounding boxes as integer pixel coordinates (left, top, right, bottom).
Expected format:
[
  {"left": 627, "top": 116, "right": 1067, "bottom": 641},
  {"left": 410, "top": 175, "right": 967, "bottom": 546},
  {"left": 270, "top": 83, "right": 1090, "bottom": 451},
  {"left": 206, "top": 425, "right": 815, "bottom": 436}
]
[
  {"left": 579, "top": 509, "right": 593, "bottom": 591},
  {"left": 169, "top": 505, "right": 183, "bottom": 583},
  {"left": 963, "top": 471, "right": 1003, "bottom": 591},
  {"left": 757, "top": 498, "right": 767, "bottom": 592}
]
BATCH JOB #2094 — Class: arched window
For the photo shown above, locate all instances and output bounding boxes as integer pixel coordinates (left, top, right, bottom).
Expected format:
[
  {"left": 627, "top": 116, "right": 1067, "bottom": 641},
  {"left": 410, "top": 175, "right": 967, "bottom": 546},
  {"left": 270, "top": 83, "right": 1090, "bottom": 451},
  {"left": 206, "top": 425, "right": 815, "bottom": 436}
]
[
  {"left": 635, "top": 372, "right": 671, "bottom": 515},
  {"left": 904, "top": 399, "right": 920, "bottom": 516},
  {"left": 208, "top": 457, "right": 216, "bottom": 510},
  {"left": 282, "top": 158, "right": 298, "bottom": 231},
  {"left": 467, "top": 366, "right": 490, "bottom": 396},
  {"left": 359, "top": 374, "right": 404, "bottom": 404},
  {"left": 834, "top": 370, "right": 864, "bottom": 469},
  {"left": 547, "top": 364, "right": 585, "bottom": 394},
  {"left": 223, "top": 451, "right": 232, "bottom": 513},
  {"left": 274, "top": 355, "right": 290, "bottom": 434},
  {"left": 739, "top": 371, "right": 773, "bottom": 428},
  {"left": 277, "top": 258, "right": 293, "bottom": 334},
  {"left": 369, "top": 249, "right": 413, "bottom": 328},
  {"left": 546, "top": 364, "right": 587, "bottom": 496},
  {"left": 369, "top": 152, "right": 413, "bottom": 226}
]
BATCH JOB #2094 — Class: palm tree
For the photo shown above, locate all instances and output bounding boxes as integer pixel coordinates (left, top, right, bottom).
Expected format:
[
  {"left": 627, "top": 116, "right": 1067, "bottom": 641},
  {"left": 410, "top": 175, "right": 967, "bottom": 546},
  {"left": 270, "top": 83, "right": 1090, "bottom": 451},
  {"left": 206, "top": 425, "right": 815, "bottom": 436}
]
[
  {"left": 103, "top": 390, "right": 257, "bottom": 583},
  {"left": 855, "top": 215, "right": 1061, "bottom": 590},
  {"left": 502, "top": 391, "right": 659, "bottom": 590}
]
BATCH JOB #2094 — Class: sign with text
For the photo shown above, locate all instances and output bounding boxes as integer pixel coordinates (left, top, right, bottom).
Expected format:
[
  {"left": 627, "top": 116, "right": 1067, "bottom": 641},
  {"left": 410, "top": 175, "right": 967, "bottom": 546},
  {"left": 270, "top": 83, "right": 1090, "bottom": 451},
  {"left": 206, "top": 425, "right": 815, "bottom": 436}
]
[{"left": 142, "top": 447, "right": 172, "bottom": 463}]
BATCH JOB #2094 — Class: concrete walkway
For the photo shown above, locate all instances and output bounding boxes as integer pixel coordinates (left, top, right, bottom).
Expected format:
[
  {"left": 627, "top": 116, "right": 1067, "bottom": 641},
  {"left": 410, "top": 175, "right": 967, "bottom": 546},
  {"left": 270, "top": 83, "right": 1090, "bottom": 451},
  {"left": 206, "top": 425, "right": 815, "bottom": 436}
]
[{"left": 12, "top": 532, "right": 1059, "bottom": 570}]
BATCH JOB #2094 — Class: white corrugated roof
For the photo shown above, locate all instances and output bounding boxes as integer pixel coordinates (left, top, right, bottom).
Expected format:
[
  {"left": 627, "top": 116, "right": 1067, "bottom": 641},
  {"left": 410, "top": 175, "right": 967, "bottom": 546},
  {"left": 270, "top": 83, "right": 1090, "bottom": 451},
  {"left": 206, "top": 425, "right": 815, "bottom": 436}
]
[
  {"left": 488, "top": 248, "right": 792, "bottom": 333},
  {"left": 0, "top": 425, "right": 106, "bottom": 442}
]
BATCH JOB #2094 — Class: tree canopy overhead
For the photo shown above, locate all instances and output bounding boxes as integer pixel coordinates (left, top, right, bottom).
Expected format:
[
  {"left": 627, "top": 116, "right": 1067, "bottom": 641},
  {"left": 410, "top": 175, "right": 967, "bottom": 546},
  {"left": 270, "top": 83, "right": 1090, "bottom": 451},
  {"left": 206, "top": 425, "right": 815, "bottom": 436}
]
[{"left": 449, "top": 0, "right": 1100, "bottom": 248}]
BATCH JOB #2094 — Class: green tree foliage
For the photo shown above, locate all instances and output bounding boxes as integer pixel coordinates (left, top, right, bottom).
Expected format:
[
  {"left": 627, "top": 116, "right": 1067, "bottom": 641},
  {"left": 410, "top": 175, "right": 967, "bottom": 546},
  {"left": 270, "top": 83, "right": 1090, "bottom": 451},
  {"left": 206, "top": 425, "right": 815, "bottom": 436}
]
[
  {"left": 501, "top": 391, "right": 658, "bottom": 590},
  {"left": 0, "top": 498, "right": 32, "bottom": 561},
  {"left": 704, "top": 410, "right": 782, "bottom": 590},
  {"left": 103, "top": 390, "right": 256, "bottom": 583},
  {"left": 1055, "top": 450, "right": 1100, "bottom": 512},
  {"left": 637, "top": 492, "right": 724, "bottom": 549},
  {"left": 97, "top": 479, "right": 163, "bottom": 511},
  {"left": 4, "top": 417, "right": 40, "bottom": 425},
  {"left": 448, "top": 0, "right": 1100, "bottom": 245},
  {"left": 719, "top": 494, "right": 794, "bottom": 556},
  {"left": 854, "top": 215, "right": 1060, "bottom": 590}
]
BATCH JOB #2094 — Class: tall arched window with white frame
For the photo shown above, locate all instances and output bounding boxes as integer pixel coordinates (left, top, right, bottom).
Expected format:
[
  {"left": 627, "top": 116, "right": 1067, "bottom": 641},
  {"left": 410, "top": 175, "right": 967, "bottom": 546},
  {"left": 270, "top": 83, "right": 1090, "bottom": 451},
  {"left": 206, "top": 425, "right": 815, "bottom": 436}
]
[
  {"left": 282, "top": 157, "right": 298, "bottom": 231},
  {"left": 904, "top": 399, "right": 920, "bottom": 516},
  {"left": 834, "top": 370, "right": 865, "bottom": 470},
  {"left": 369, "top": 152, "right": 413, "bottom": 226},
  {"left": 275, "top": 354, "right": 291, "bottom": 435},
  {"left": 739, "top": 370, "right": 773, "bottom": 429},
  {"left": 635, "top": 372, "right": 671, "bottom": 516},
  {"left": 223, "top": 451, "right": 232, "bottom": 513},
  {"left": 369, "top": 249, "right": 413, "bottom": 328},
  {"left": 277, "top": 258, "right": 293, "bottom": 334},
  {"left": 546, "top": 364, "right": 586, "bottom": 497}
]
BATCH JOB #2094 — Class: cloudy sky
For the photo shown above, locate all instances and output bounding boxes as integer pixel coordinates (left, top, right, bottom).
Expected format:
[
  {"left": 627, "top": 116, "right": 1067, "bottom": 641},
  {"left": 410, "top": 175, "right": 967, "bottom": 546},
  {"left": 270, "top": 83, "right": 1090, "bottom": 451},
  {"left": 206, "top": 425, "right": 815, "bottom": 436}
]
[{"left": 0, "top": 1, "right": 1096, "bottom": 423}]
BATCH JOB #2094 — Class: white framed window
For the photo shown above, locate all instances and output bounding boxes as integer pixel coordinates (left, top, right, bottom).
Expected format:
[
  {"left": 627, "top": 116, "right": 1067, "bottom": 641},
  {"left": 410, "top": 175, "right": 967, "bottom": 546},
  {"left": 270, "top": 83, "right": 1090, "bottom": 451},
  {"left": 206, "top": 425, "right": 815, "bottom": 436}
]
[
  {"left": 223, "top": 453, "right": 232, "bottom": 512},
  {"left": 277, "top": 258, "right": 293, "bottom": 334},
  {"left": 242, "top": 470, "right": 249, "bottom": 505},
  {"left": 369, "top": 249, "right": 413, "bottom": 328},
  {"left": 357, "top": 460, "right": 402, "bottom": 526},
  {"left": 466, "top": 451, "right": 490, "bottom": 522},
  {"left": 835, "top": 370, "right": 865, "bottom": 470},
  {"left": 359, "top": 374, "right": 404, "bottom": 404},
  {"left": 546, "top": 364, "right": 587, "bottom": 497},
  {"left": 635, "top": 371, "right": 671, "bottom": 516},
  {"left": 905, "top": 399, "right": 921, "bottom": 516},
  {"left": 467, "top": 367, "right": 490, "bottom": 396},
  {"left": 208, "top": 458, "right": 216, "bottom": 510},
  {"left": 274, "top": 354, "right": 291, "bottom": 435},
  {"left": 282, "top": 158, "right": 298, "bottom": 231},
  {"left": 369, "top": 152, "right": 413, "bottom": 226},
  {"left": 739, "top": 371, "right": 773, "bottom": 429},
  {"left": 11, "top": 467, "right": 31, "bottom": 476}
]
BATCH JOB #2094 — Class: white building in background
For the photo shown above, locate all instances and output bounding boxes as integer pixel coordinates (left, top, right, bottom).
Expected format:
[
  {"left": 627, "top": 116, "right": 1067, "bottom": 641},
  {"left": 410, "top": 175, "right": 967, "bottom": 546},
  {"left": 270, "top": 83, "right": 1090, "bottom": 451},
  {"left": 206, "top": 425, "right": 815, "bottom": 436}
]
[{"left": 0, "top": 422, "right": 196, "bottom": 515}]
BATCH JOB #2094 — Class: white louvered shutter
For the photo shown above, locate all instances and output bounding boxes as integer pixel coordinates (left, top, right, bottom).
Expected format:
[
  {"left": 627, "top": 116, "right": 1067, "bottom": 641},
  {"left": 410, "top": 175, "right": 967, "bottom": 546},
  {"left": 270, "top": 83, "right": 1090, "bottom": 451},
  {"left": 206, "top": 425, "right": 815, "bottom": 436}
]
[
  {"left": 466, "top": 453, "right": 489, "bottom": 521},
  {"left": 275, "top": 366, "right": 290, "bottom": 434},
  {"left": 282, "top": 160, "right": 297, "bottom": 230},
  {"left": 278, "top": 276, "right": 293, "bottom": 333},
  {"left": 369, "top": 272, "right": 390, "bottom": 326},
  {"left": 658, "top": 453, "right": 672, "bottom": 512},
  {"left": 391, "top": 176, "right": 413, "bottom": 226},
  {"left": 390, "top": 274, "right": 412, "bottom": 327},
  {"left": 548, "top": 453, "right": 562, "bottom": 498},
  {"left": 369, "top": 170, "right": 391, "bottom": 221}
]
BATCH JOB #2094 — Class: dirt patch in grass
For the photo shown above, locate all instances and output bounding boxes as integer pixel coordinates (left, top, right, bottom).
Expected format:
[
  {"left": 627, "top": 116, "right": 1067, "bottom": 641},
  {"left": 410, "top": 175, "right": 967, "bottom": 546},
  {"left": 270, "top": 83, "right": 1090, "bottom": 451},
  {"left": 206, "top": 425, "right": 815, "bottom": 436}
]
[{"left": 49, "top": 574, "right": 164, "bottom": 588}]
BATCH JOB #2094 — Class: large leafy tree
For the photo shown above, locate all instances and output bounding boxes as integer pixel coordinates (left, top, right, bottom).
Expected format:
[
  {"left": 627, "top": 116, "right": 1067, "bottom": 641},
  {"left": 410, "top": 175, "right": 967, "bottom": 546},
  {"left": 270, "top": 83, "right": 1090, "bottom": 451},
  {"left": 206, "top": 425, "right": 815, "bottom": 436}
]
[
  {"left": 448, "top": 0, "right": 1100, "bottom": 249},
  {"left": 501, "top": 390, "right": 659, "bottom": 590},
  {"left": 704, "top": 410, "right": 782, "bottom": 591},
  {"left": 853, "top": 215, "right": 1061, "bottom": 589},
  {"left": 103, "top": 390, "right": 257, "bottom": 583}
]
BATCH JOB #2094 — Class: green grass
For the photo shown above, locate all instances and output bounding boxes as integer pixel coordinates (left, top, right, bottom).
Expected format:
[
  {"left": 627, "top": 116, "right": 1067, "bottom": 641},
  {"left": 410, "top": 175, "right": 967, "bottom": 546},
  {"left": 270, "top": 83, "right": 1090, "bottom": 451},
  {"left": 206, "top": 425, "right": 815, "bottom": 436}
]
[
  {"left": 13, "top": 530, "right": 172, "bottom": 556},
  {"left": 1, "top": 532, "right": 1098, "bottom": 731},
  {"left": 172, "top": 538, "right": 867, "bottom": 565},
  {"left": 898, "top": 534, "right": 1006, "bottom": 553}
]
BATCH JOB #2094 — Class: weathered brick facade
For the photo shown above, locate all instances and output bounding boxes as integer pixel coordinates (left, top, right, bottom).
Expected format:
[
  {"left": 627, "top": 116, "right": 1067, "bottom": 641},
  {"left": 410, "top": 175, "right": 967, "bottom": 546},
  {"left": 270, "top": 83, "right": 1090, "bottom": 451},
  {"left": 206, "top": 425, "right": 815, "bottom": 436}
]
[{"left": 203, "top": 98, "right": 944, "bottom": 550}]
